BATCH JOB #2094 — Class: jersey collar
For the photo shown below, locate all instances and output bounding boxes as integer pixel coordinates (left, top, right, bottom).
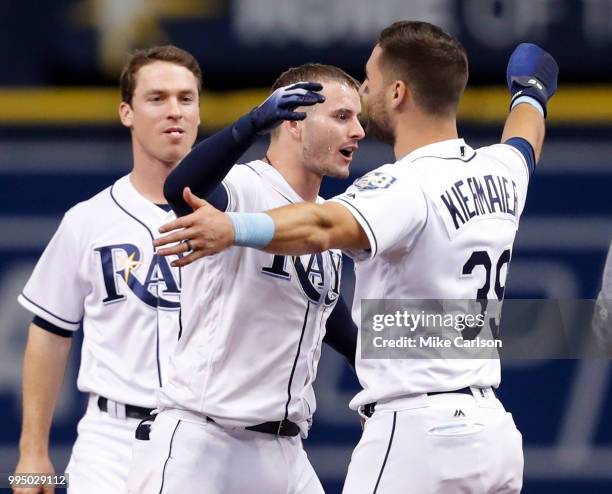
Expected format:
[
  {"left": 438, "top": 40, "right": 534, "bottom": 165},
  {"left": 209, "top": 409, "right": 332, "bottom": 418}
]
[
  {"left": 399, "top": 138, "right": 476, "bottom": 165},
  {"left": 111, "top": 175, "right": 175, "bottom": 233},
  {"left": 249, "top": 160, "right": 323, "bottom": 205}
]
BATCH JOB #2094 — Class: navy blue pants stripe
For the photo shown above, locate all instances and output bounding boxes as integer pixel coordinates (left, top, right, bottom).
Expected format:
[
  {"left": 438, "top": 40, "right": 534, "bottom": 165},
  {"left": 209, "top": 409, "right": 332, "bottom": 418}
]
[{"left": 373, "top": 412, "right": 397, "bottom": 494}]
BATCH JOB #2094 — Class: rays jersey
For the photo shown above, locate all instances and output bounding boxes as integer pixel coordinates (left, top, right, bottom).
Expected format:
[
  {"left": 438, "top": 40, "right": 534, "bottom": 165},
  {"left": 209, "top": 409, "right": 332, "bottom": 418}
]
[
  {"left": 157, "top": 160, "right": 342, "bottom": 435},
  {"left": 329, "top": 138, "right": 531, "bottom": 409},
  {"left": 18, "top": 175, "right": 181, "bottom": 408}
]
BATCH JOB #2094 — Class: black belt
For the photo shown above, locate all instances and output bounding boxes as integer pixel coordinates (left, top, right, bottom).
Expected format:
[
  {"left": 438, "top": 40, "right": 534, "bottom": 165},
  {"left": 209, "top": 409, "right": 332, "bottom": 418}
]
[
  {"left": 428, "top": 386, "right": 474, "bottom": 397},
  {"left": 97, "top": 396, "right": 154, "bottom": 420},
  {"left": 363, "top": 387, "right": 493, "bottom": 418},
  {"left": 207, "top": 416, "right": 300, "bottom": 437},
  {"left": 246, "top": 419, "right": 300, "bottom": 437}
]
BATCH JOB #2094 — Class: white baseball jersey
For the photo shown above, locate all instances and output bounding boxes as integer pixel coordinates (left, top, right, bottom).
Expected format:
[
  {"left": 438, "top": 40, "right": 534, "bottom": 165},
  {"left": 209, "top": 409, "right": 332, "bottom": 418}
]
[
  {"left": 18, "top": 175, "right": 181, "bottom": 408},
  {"left": 157, "top": 160, "right": 342, "bottom": 434},
  {"left": 329, "top": 138, "right": 530, "bottom": 409}
]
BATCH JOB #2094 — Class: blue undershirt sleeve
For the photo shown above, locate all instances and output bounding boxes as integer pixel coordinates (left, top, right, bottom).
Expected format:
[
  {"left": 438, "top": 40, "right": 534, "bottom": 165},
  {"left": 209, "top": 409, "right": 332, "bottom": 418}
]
[
  {"left": 164, "top": 115, "right": 258, "bottom": 216},
  {"left": 323, "top": 295, "right": 358, "bottom": 369},
  {"left": 33, "top": 315, "right": 74, "bottom": 338},
  {"left": 503, "top": 136, "right": 536, "bottom": 177}
]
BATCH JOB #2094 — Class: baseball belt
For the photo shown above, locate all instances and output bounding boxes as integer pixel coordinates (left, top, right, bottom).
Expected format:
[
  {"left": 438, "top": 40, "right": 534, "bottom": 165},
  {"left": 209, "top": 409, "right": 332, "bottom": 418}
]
[
  {"left": 363, "top": 387, "right": 495, "bottom": 418},
  {"left": 97, "top": 396, "right": 154, "bottom": 420},
  {"left": 133, "top": 415, "right": 300, "bottom": 442},
  {"left": 206, "top": 416, "right": 300, "bottom": 437}
]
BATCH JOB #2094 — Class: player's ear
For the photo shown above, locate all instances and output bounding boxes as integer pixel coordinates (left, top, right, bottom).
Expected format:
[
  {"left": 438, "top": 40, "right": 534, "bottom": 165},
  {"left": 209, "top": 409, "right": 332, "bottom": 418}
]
[
  {"left": 119, "top": 101, "right": 134, "bottom": 128},
  {"left": 389, "top": 80, "right": 408, "bottom": 111},
  {"left": 286, "top": 119, "right": 302, "bottom": 140}
]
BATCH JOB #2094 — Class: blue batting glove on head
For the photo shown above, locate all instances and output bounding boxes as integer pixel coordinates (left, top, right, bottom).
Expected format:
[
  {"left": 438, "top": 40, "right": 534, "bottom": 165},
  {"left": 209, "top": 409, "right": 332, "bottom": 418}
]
[
  {"left": 251, "top": 82, "right": 325, "bottom": 133},
  {"left": 232, "top": 82, "right": 325, "bottom": 143},
  {"left": 506, "top": 43, "right": 559, "bottom": 117}
]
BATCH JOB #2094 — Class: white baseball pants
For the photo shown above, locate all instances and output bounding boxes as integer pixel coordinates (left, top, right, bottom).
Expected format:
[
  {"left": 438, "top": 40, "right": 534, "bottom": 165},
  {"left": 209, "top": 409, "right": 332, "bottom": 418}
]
[
  {"left": 66, "top": 395, "right": 144, "bottom": 493},
  {"left": 343, "top": 389, "right": 523, "bottom": 494},
  {"left": 128, "top": 409, "right": 324, "bottom": 494}
]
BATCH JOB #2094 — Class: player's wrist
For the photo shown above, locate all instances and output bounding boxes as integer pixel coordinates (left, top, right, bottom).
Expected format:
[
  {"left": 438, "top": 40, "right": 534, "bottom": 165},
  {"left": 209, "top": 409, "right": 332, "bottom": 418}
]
[
  {"left": 18, "top": 442, "right": 50, "bottom": 458},
  {"left": 231, "top": 112, "right": 259, "bottom": 145},
  {"left": 227, "top": 212, "right": 275, "bottom": 248},
  {"left": 510, "top": 95, "right": 545, "bottom": 117},
  {"left": 509, "top": 83, "right": 547, "bottom": 117}
]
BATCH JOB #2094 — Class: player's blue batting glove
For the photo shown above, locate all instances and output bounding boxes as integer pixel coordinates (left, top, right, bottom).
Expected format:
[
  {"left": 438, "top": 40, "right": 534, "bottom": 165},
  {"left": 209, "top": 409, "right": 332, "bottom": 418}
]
[
  {"left": 232, "top": 82, "right": 325, "bottom": 142},
  {"left": 251, "top": 82, "right": 325, "bottom": 133},
  {"left": 506, "top": 43, "right": 558, "bottom": 117}
]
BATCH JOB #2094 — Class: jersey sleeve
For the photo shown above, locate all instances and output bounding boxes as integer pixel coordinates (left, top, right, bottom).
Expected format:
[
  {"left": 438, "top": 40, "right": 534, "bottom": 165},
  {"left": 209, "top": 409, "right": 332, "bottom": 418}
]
[
  {"left": 328, "top": 165, "right": 427, "bottom": 260},
  {"left": 484, "top": 141, "right": 532, "bottom": 217},
  {"left": 18, "top": 213, "right": 88, "bottom": 332},
  {"left": 32, "top": 315, "right": 74, "bottom": 337},
  {"left": 503, "top": 137, "right": 536, "bottom": 178}
]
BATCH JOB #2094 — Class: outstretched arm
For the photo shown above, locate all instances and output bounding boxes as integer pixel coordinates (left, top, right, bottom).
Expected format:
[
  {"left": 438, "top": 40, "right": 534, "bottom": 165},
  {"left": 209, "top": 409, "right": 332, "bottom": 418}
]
[
  {"left": 154, "top": 198, "right": 370, "bottom": 266},
  {"left": 501, "top": 43, "right": 558, "bottom": 164},
  {"left": 264, "top": 202, "right": 369, "bottom": 255}
]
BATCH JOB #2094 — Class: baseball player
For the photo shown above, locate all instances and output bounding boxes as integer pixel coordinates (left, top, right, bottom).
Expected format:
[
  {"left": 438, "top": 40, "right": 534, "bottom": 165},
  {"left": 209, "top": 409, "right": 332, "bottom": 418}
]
[
  {"left": 14, "top": 45, "right": 202, "bottom": 493},
  {"left": 127, "top": 64, "right": 363, "bottom": 494},
  {"left": 593, "top": 242, "right": 612, "bottom": 353},
  {"left": 154, "top": 22, "right": 559, "bottom": 494}
]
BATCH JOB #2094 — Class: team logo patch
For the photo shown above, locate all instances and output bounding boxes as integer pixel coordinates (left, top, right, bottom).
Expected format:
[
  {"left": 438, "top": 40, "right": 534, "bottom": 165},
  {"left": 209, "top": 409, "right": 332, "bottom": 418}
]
[{"left": 352, "top": 172, "right": 397, "bottom": 191}]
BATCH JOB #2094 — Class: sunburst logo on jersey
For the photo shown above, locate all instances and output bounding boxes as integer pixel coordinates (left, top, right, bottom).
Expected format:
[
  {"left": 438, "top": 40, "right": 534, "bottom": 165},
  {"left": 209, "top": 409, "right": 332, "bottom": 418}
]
[
  {"left": 117, "top": 251, "right": 143, "bottom": 283},
  {"left": 352, "top": 172, "right": 397, "bottom": 191}
]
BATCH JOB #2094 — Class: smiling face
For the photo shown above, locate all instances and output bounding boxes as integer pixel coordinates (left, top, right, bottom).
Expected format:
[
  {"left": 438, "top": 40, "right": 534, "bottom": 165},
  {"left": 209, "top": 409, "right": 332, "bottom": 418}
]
[
  {"left": 299, "top": 80, "right": 365, "bottom": 179},
  {"left": 359, "top": 44, "right": 396, "bottom": 146},
  {"left": 119, "top": 61, "right": 200, "bottom": 168}
]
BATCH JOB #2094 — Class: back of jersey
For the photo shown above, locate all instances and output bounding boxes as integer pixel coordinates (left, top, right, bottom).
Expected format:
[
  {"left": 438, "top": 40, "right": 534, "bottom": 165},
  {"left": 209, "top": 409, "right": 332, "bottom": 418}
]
[
  {"left": 408, "top": 140, "right": 528, "bottom": 300},
  {"left": 330, "top": 138, "right": 531, "bottom": 408}
]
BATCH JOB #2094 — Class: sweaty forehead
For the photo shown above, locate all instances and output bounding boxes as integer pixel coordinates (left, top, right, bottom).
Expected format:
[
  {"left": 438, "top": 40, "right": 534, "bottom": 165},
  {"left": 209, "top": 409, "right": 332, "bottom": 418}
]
[
  {"left": 318, "top": 80, "right": 361, "bottom": 111},
  {"left": 133, "top": 61, "right": 198, "bottom": 95}
]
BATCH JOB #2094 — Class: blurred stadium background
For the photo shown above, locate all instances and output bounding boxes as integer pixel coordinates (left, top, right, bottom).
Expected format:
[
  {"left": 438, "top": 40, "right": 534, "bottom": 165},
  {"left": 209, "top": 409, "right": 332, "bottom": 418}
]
[{"left": 1, "top": 1, "right": 611, "bottom": 492}]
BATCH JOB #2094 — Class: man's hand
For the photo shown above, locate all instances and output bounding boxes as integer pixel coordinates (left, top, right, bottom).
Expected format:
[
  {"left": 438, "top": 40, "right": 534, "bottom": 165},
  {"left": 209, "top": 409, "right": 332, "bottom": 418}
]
[
  {"left": 246, "top": 82, "right": 325, "bottom": 135},
  {"left": 154, "top": 187, "right": 235, "bottom": 267},
  {"left": 13, "top": 454, "right": 55, "bottom": 494},
  {"left": 15, "top": 325, "right": 70, "bottom": 494},
  {"left": 506, "top": 43, "right": 558, "bottom": 116}
]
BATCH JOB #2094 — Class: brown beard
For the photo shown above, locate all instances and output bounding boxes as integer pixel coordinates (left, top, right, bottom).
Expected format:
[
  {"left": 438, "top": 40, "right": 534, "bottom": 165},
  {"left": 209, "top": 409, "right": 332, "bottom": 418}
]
[{"left": 365, "top": 99, "right": 395, "bottom": 145}]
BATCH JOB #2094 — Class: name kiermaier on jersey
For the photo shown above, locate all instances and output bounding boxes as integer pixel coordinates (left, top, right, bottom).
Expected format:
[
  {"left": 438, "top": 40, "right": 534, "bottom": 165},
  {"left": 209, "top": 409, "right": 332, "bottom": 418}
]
[{"left": 440, "top": 174, "right": 519, "bottom": 230}]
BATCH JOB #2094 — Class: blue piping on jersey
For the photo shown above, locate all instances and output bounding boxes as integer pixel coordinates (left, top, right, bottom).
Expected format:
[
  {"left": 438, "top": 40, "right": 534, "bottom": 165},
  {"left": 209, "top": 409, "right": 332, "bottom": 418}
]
[
  {"left": 33, "top": 315, "right": 74, "bottom": 338},
  {"left": 411, "top": 151, "right": 478, "bottom": 164},
  {"left": 243, "top": 162, "right": 296, "bottom": 205},
  {"left": 109, "top": 186, "right": 155, "bottom": 241},
  {"left": 242, "top": 162, "right": 263, "bottom": 176},
  {"left": 334, "top": 198, "right": 379, "bottom": 257},
  {"left": 109, "top": 185, "right": 163, "bottom": 388},
  {"left": 20, "top": 292, "right": 82, "bottom": 325},
  {"left": 284, "top": 301, "right": 311, "bottom": 422}
]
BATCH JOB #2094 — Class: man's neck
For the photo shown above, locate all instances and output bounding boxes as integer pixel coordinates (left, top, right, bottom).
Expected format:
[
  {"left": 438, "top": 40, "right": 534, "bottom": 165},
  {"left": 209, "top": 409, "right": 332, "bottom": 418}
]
[
  {"left": 130, "top": 152, "right": 177, "bottom": 204},
  {"left": 393, "top": 113, "right": 459, "bottom": 160},
  {"left": 265, "top": 143, "right": 322, "bottom": 203}
]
